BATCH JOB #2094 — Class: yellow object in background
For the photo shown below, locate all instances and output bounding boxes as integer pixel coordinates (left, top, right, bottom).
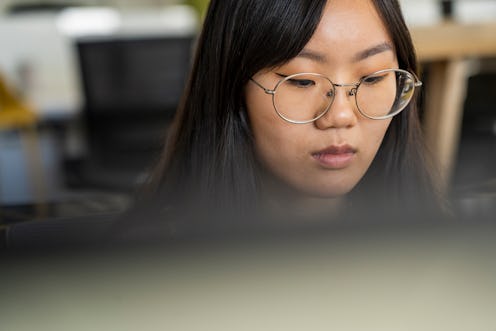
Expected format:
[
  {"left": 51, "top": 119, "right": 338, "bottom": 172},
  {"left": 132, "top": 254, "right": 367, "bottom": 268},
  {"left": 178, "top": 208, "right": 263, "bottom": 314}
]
[
  {"left": 0, "top": 71, "right": 47, "bottom": 218},
  {"left": 0, "top": 72, "right": 37, "bottom": 129},
  {"left": 185, "top": 0, "right": 210, "bottom": 20}
]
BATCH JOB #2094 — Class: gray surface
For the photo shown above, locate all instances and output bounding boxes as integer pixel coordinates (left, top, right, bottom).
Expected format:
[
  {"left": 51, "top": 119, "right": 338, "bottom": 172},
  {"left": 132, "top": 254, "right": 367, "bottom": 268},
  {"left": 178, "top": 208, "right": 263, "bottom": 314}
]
[{"left": 2, "top": 222, "right": 496, "bottom": 331}]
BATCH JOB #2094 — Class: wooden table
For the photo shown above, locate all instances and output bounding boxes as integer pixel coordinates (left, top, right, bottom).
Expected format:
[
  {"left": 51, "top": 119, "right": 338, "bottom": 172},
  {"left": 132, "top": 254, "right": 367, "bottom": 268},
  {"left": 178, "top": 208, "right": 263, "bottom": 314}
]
[{"left": 411, "top": 22, "right": 496, "bottom": 193}]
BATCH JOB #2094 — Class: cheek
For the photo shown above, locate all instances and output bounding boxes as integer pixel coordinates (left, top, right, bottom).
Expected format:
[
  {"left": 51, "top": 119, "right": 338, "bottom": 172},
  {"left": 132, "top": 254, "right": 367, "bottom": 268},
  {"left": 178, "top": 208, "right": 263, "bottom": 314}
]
[
  {"left": 245, "top": 84, "right": 309, "bottom": 176},
  {"left": 361, "top": 119, "right": 392, "bottom": 158},
  {"left": 245, "top": 88, "right": 301, "bottom": 163}
]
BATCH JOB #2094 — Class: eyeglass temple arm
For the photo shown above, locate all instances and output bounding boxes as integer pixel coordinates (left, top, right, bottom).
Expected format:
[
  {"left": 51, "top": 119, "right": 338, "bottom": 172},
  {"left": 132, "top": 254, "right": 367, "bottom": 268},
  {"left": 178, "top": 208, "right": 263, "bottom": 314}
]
[
  {"left": 250, "top": 78, "right": 275, "bottom": 95},
  {"left": 412, "top": 72, "right": 423, "bottom": 87}
]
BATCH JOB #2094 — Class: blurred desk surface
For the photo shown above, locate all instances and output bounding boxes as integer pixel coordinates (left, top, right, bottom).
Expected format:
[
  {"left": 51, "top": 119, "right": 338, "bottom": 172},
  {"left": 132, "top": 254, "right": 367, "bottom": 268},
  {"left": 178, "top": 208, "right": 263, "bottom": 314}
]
[
  {"left": 412, "top": 22, "right": 496, "bottom": 61},
  {"left": 2, "top": 221, "right": 496, "bottom": 331},
  {"left": 411, "top": 22, "right": 496, "bottom": 193}
]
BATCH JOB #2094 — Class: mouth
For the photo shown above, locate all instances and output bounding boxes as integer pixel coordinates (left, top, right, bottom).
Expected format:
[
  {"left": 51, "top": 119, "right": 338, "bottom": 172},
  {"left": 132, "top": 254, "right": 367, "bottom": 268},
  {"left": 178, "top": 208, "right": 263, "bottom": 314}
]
[{"left": 312, "top": 144, "right": 357, "bottom": 169}]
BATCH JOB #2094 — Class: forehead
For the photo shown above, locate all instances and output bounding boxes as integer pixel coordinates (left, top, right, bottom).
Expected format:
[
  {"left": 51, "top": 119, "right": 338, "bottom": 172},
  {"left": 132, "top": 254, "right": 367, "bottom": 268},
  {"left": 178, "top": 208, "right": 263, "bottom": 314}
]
[{"left": 306, "top": 0, "right": 393, "bottom": 60}]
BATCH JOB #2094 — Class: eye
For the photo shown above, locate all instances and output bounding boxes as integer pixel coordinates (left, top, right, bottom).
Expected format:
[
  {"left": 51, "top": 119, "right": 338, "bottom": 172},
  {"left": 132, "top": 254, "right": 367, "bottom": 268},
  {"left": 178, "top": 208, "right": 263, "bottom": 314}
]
[
  {"left": 286, "top": 78, "right": 316, "bottom": 88},
  {"left": 362, "top": 74, "right": 386, "bottom": 85}
]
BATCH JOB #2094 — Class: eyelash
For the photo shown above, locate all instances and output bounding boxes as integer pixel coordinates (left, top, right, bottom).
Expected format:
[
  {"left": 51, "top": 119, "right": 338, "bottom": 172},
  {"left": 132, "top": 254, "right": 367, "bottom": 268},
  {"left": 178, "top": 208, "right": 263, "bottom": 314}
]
[
  {"left": 286, "top": 78, "right": 315, "bottom": 88},
  {"left": 362, "top": 74, "right": 386, "bottom": 85},
  {"left": 276, "top": 72, "right": 386, "bottom": 85}
]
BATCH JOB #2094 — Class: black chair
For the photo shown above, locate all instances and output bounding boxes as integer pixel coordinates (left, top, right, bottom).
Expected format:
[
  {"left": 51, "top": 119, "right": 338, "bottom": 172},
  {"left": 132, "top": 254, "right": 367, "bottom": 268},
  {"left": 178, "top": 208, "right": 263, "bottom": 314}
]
[
  {"left": 453, "top": 72, "right": 496, "bottom": 191},
  {"left": 69, "top": 35, "right": 195, "bottom": 192}
]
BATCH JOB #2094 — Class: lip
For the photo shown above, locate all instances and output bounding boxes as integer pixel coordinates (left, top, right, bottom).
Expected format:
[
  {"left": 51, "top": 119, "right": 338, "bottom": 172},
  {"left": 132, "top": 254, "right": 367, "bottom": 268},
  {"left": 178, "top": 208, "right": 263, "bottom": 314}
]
[{"left": 312, "top": 144, "right": 357, "bottom": 169}]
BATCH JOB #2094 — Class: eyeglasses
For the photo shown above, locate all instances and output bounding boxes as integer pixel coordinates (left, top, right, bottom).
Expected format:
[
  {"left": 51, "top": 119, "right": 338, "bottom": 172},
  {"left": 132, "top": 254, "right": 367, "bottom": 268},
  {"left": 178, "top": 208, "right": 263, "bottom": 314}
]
[{"left": 250, "top": 68, "right": 422, "bottom": 124}]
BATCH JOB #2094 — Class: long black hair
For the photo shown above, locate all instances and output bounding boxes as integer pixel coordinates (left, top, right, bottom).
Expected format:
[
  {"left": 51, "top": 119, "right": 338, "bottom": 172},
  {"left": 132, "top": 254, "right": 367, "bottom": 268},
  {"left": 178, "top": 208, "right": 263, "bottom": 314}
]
[{"left": 146, "top": 0, "right": 438, "bottom": 217}]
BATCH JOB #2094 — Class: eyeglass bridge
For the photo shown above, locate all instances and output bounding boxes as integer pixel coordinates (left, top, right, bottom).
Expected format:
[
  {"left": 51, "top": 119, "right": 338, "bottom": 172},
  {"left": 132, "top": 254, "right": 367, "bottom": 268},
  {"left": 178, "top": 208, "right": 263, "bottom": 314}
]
[{"left": 326, "top": 82, "right": 359, "bottom": 98}]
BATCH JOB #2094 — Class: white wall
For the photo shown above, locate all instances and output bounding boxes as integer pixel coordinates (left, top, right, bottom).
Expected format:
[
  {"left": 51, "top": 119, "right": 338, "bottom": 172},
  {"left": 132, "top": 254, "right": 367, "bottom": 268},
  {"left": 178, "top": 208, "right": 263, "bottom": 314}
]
[
  {"left": 0, "top": 13, "right": 81, "bottom": 118},
  {"left": 399, "top": 0, "right": 496, "bottom": 26}
]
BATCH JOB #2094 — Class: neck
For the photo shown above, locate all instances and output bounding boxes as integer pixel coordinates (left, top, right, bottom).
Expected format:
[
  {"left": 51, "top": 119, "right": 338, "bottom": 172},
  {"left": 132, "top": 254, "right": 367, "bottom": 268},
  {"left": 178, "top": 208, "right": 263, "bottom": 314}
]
[{"left": 258, "top": 168, "right": 345, "bottom": 222}]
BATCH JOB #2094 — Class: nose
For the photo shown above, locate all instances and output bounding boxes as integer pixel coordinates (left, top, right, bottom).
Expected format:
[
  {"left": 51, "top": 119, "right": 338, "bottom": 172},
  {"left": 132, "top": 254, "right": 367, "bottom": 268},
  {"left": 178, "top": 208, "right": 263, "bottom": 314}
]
[{"left": 314, "top": 85, "right": 358, "bottom": 130}]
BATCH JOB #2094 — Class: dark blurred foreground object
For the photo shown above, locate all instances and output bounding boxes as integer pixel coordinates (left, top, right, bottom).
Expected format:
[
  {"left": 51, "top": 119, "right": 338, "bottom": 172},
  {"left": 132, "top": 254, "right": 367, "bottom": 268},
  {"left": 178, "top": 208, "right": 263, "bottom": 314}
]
[
  {"left": 2, "top": 193, "right": 493, "bottom": 252},
  {"left": 1, "top": 216, "right": 496, "bottom": 331},
  {"left": 1, "top": 213, "right": 117, "bottom": 250},
  {"left": 67, "top": 35, "right": 194, "bottom": 192}
]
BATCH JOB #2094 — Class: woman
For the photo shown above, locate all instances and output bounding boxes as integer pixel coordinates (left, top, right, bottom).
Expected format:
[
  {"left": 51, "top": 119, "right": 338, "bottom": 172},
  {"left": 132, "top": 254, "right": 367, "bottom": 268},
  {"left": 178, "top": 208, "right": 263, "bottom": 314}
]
[{"left": 143, "top": 0, "right": 440, "bottom": 225}]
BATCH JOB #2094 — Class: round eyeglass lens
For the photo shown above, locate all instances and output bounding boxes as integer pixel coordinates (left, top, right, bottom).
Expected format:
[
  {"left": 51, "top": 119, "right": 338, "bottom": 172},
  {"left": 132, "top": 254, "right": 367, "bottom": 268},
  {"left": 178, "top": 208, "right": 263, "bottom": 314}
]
[
  {"left": 273, "top": 73, "right": 334, "bottom": 123},
  {"left": 356, "top": 69, "right": 415, "bottom": 119}
]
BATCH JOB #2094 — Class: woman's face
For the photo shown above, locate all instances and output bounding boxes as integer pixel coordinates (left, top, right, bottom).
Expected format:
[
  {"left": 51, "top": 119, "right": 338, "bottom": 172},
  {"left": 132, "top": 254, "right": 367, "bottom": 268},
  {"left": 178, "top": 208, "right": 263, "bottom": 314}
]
[{"left": 245, "top": 0, "right": 398, "bottom": 198}]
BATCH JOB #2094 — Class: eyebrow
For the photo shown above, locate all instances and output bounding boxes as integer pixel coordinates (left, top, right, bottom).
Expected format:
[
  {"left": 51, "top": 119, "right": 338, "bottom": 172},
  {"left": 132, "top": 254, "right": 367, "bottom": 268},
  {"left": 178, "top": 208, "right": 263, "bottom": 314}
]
[
  {"left": 353, "top": 42, "right": 394, "bottom": 62},
  {"left": 296, "top": 42, "right": 394, "bottom": 64},
  {"left": 297, "top": 49, "right": 328, "bottom": 63}
]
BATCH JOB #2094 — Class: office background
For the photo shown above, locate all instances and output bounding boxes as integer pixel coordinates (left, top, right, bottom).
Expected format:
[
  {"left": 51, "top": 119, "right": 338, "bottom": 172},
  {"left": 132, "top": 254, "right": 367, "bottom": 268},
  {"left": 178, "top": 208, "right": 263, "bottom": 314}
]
[{"left": 0, "top": 0, "right": 495, "bottom": 222}]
